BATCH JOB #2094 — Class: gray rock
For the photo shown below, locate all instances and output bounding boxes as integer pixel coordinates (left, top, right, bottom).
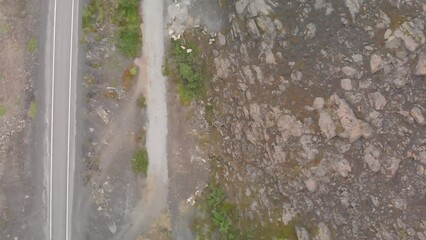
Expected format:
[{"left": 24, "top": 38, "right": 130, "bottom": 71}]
[
  {"left": 393, "top": 20, "right": 425, "bottom": 52},
  {"left": 246, "top": 19, "right": 261, "bottom": 39},
  {"left": 370, "top": 54, "right": 383, "bottom": 74},
  {"left": 341, "top": 78, "right": 353, "bottom": 91},
  {"left": 318, "top": 111, "right": 337, "bottom": 139},
  {"left": 382, "top": 157, "right": 401, "bottom": 178},
  {"left": 342, "top": 66, "right": 356, "bottom": 78},
  {"left": 336, "top": 159, "right": 352, "bottom": 177},
  {"left": 317, "top": 222, "right": 332, "bottom": 240},
  {"left": 410, "top": 107, "right": 425, "bottom": 125},
  {"left": 236, "top": 0, "right": 272, "bottom": 17},
  {"left": 296, "top": 226, "right": 310, "bottom": 240},
  {"left": 364, "top": 144, "right": 382, "bottom": 173},
  {"left": 304, "top": 178, "right": 317, "bottom": 192},
  {"left": 313, "top": 97, "right": 325, "bottom": 110},
  {"left": 368, "top": 92, "right": 387, "bottom": 111},
  {"left": 415, "top": 52, "right": 426, "bottom": 76},
  {"left": 345, "top": 0, "right": 364, "bottom": 21},
  {"left": 214, "top": 56, "right": 231, "bottom": 79},
  {"left": 277, "top": 115, "right": 303, "bottom": 137},
  {"left": 305, "top": 23, "right": 317, "bottom": 39},
  {"left": 329, "top": 94, "right": 363, "bottom": 142}
]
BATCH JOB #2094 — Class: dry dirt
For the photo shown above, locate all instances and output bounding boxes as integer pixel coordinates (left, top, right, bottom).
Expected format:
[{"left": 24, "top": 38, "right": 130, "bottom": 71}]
[{"left": 0, "top": 0, "right": 45, "bottom": 239}]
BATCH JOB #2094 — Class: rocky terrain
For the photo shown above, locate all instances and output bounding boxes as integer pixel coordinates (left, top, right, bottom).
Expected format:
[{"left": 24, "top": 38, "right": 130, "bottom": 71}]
[
  {"left": 167, "top": 0, "right": 426, "bottom": 239},
  {"left": 0, "top": 0, "right": 45, "bottom": 239}
]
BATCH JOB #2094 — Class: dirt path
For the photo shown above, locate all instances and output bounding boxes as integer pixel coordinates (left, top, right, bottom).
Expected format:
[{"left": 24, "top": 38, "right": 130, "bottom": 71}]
[{"left": 110, "top": 0, "right": 169, "bottom": 238}]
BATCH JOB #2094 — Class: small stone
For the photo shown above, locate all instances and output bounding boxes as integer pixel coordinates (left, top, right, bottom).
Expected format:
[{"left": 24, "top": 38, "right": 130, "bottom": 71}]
[
  {"left": 317, "top": 222, "right": 332, "bottom": 240},
  {"left": 368, "top": 92, "right": 387, "bottom": 111},
  {"left": 382, "top": 157, "right": 401, "bottom": 178},
  {"left": 342, "top": 66, "right": 356, "bottom": 77},
  {"left": 304, "top": 178, "right": 317, "bottom": 192},
  {"left": 410, "top": 107, "right": 424, "bottom": 125},
  {"left": 336, "top": 159, "right": 351, "bottom": 177},
  {"left": 364, "top": 144, "right": 382, "bottom": 173},
  {"left": 296, "top": 226, "right": 310, "bottom": 240},
  {"left": 313, "top": 97, "right": 325, "bottom": 109},
  {"left": 318, "top": 111, "right": 336, "bottom": 139},
  {"left": 370, "top": 54, "right": 383, "bottom": 74},
  {"left": 415, "top": 52, "right": 426, "bottom": 76},
  {"left": 304, "top": 23, "right": 316, "bottom": 39},
  {"left": 340, "top": 78, "right": 353, "bottom": 90}
]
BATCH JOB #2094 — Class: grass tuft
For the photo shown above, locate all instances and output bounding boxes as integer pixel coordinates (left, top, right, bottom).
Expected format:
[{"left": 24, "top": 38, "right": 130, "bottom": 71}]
[
  {"left": 0, "top": 105, "right": 6, "bottom": 117},
  {"left": 27, "top": 101, "right": 37, "bottom": 119},
  {"left": 27, "top": 37, "right": 38, "bottom": 53},
  {"left": 169, "top": 38, "right": 205, "bottom": 103},
  {"left": 137, "top": 95, "right": 146, "bottom": 108},
  {"left": 131, "top": 149, "right": 148, "bottom": 175}
]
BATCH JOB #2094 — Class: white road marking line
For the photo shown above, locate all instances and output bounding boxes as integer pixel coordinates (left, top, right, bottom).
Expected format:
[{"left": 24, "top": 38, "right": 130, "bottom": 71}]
[
  {"left": 66, "top": 0, "right": 76, "bottom": 238},
  {"left": 49, "top": 0, "right": 57, "bottom": 238}
]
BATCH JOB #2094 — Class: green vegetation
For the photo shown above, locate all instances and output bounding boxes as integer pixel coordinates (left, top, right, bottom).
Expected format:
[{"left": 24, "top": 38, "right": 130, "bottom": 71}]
[
  {"left": 27, "top": 101, "right": 37, "bottom": 119},
  {"left": 0, "top": 105, "right": 6, "bottom": 117},
  {"left": 27, "top": 37, "right": 38, "bottom": 53},
  {"left": 129, "top": 65, "right": 138, "bottom": 76},
  {"left": 137, "top": 95, "right": 146, "bottom": 108},
  {"left": 113, "top": 0, "right": 142, "bottom": 57},
  {"left": 193, "top": 160, "right": 299, "bottom": 240},
  {"left": 82, "top": 0, "right": 142, "bottom": 57},
  {"left": 169, "top": 38, "right": 205, "bottom": 103},
  {"left": 131, "top": 149, "right": 148, "bottom": 174}
]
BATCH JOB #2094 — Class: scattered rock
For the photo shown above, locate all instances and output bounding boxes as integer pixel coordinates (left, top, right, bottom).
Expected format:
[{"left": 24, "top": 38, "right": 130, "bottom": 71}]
[
  {"left": 344, "top": 0, "right": 364, "bottom": 21},
  {"left": 318, "top": 111, "right": 336, "bottom": 140},
  {"left": 304, "top": 23, "right": 316, "bottom": 39},
  {"left": 415, "top": 52, "right": 426, "bottom": 76},
  {"left": 340, "top": 78, "right": 353, "bottom": 91},
  {"left": 304, "top": 178, "right": 317, "bottom": 192},
  {"left": 342, "top": 66, "right": 356, "bottom": 78},
  {"left": 96, "top": 106, "right": 109, "bottom": 124},
  {"left": 370, "top": 54, "right": 383, "bottom": 74},
  {"left": 410, "top": 107, "right": 424, "bottom": 125},
  {"left": 296, "top": 226, "right": 310, "bottom": 240},
  {"left": 313, "top": 97, "right": 325, "bottom": 110},
  {"left": 364, "top": 144, "right": 383, "bottom": 173},
  {"left": 317, "top": 222, "right": 332, "bottom": 240},
  {"left": 335, "top": 159, "right": 352, "bottom": 177},
  {"left": 382, "top": 157, "right": 401, "bottom": 178},
  {"left": 393, "top": 20, "right": 425, "bottom": 52},
  {"left": 368, "top": 92, "right": 387, "bottom": 111}
]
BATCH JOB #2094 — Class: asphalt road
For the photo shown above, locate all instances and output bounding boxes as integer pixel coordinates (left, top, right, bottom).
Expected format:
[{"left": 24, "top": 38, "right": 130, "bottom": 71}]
[{"left": 46, "top": 0, "right": 79, "bottom": 239}]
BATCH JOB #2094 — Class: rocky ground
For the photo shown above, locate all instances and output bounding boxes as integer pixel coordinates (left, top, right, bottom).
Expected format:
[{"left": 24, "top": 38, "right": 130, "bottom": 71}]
[
  {"left": 0, "top": 0, "right": 45, "bottom": 239},
  {"left": 166, "top": 0, "right": 426, "bottom": 239}
]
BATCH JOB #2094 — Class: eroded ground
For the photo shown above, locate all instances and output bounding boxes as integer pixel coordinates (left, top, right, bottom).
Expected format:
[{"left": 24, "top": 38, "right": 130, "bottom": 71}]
[{"left": 166, "top": 0, "right": 426, "bottom": 239}]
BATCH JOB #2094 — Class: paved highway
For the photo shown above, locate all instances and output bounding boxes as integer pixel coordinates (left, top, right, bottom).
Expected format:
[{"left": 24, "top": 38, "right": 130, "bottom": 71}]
[{"left": 46, "top": 0, "right": 79, "bottom": 239}]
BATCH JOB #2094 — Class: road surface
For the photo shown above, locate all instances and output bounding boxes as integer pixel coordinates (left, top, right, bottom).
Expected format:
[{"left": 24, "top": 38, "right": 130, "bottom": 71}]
[{"left": 45, "top": 0, "right": 79, "bottom": 239}]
